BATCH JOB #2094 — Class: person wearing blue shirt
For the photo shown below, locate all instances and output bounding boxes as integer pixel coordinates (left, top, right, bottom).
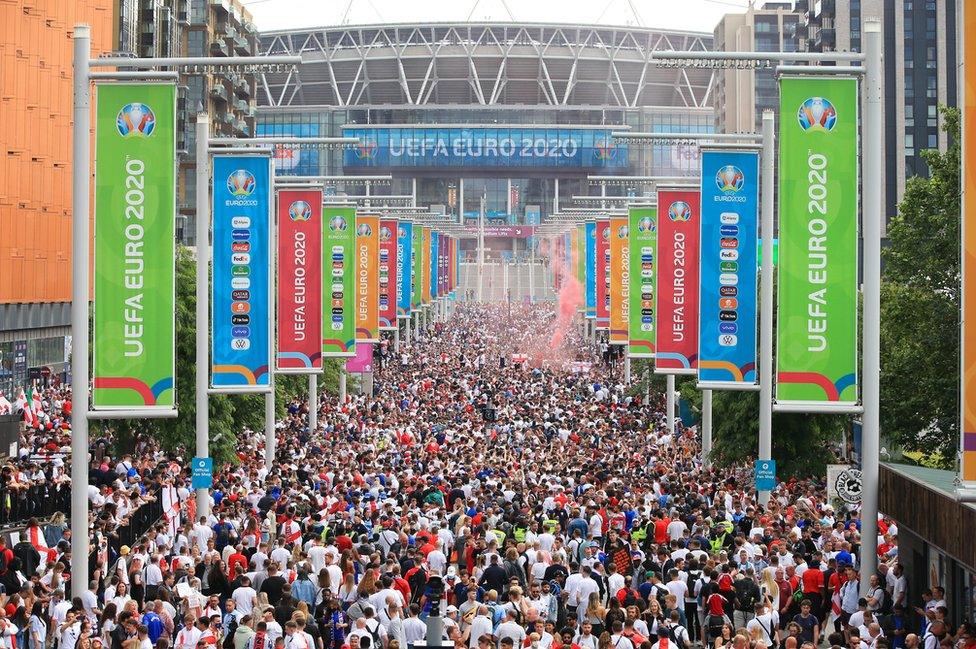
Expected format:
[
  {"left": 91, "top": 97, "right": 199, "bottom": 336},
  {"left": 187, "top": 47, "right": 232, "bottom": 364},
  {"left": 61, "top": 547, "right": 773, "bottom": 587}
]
[{"left": 291, "top": 570, "right": 317, "bottom": 608}]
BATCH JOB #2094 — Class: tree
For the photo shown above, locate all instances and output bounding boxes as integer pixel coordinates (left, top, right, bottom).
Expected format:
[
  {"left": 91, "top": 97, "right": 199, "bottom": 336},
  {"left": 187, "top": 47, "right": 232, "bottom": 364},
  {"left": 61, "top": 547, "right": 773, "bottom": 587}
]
[
  {"left": 879, "top": 107, "right": 960, "bottom": 467},
  {"left": 94, "top": 246, "right": 340, "bottom": 463}
]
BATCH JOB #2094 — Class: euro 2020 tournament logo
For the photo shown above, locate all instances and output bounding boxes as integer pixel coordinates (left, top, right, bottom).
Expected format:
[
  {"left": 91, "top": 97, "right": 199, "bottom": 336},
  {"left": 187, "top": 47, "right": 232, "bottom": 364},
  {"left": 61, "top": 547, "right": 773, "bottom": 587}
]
[
  {"left": 356, "top": 223, "right": 373, "bottom": 237},
  {"left": 637, "top": 216, "right": 655, "bottom": 233},
  {"left": 288, "top": 201, "right": 312, "bottom": 222},
  {"left": 594, "top": 138, "right": 617, "bottom": 161},
  {"left": 116, "top": 103, "right": 156, "bottom": 137},
  {"left": 668, "top": 201, "right": 692, "bottom": 222},
  {"left": 601, "top": 227, "right": 610, "bottom": 240},
  {"left": 617, "top": 225, "right": 629, "bottom": 238},
  {"left": 715, "top": 165, "right": 745, "bottom": 193},
  {"left": 355, "top": 139, "right": 378, "bottom": 160},
  {"left": 380, "top": 226, "right": 393, "bottom": 242},
  {"left": 329, "top": 215, "right": 347, "bottom": 232},
  {"left": 227, "top": 169, "right": 256, "bottom": 197},
  {"left": 397, "top": 226, "right": 406, "bottom": 239},
  {"left": 798, "top": 97, "right": 837, "bottom": 132}
]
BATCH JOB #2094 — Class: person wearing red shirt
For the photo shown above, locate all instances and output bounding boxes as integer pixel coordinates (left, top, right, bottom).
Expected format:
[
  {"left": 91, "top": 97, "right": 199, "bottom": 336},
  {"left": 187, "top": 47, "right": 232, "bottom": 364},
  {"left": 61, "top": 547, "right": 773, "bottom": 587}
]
[
  {"left": 654, "top": 512, "right": 670, "bottom": 546},
  {"left": 228, "top": 546, "right": 249, "bottom": 581},
  {"left": 800, "top": 560, "right": 826, "bottom": 620}
]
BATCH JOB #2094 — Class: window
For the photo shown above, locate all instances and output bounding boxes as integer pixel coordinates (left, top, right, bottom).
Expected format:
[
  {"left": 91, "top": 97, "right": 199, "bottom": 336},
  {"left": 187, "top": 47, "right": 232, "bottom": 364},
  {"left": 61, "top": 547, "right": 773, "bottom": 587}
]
[
  {"left": 928, "top": 103, "right": 938, "bottom": 127},
  {"left": 928, "top": 134, "right": 938, "bottom": 148},
  {"left": 927, "top": 75, "right": 937, "bottom": 98},
  {"left": 905, "top": 133, "right": 914, "bottom": 157},
  {"left": 905, "top": 104, "right": 914, "bottom": 126}
]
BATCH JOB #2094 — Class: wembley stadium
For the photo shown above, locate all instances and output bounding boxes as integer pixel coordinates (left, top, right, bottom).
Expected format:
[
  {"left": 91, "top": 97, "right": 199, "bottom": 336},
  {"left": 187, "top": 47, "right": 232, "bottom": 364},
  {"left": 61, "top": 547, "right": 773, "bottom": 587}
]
[{"left": 255, "top": 22, "right": 716, "bottom": 260}]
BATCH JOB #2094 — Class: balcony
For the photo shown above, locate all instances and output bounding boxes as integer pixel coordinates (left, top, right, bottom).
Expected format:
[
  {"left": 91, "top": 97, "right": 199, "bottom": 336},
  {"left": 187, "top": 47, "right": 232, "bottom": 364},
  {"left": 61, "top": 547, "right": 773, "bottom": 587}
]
[
  {"left": 210, "top": 83, "right": 229, "bottom": 102},
  {"left": 233, "top": 75, "right": 251, "bottom": 99},
  {"left": 233, "top": 98, "right": 248, "bottom": 112},
  {"left": 218, "top": 111, "right": 235, "bottom": 126},
  {"left": 210, "top": 0, "right": 230, "bottom": 15},
  {"left": 234, "top": 119, "right": 250, "bottom": 136},
  {"left": 233, "top": 35, "right": 252, "bottom": 55},
  {"left": 209, "top": 39, "right": 229, "bottom": 56},
  {"left": 815, "top": 27, "right": 836, "bottom": 49}
]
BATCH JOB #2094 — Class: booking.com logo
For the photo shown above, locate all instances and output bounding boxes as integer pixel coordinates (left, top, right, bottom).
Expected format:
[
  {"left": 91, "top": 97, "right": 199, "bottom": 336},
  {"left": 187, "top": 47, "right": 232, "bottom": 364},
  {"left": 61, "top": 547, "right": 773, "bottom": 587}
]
[
  {"left": 668, "top": 201, "right": 693, "bottom": 222},
  {"left": 715, "top": 165, "right": 745, "bottom": 193},
  {"left": 116, "top": 103, "right": 156, "bottom": 137},
  {"left": 227, "top": 170, "right": 256, "bottom": 197},
  {"left": 797, "top": 97, "right": 837, "bottom": 132}
]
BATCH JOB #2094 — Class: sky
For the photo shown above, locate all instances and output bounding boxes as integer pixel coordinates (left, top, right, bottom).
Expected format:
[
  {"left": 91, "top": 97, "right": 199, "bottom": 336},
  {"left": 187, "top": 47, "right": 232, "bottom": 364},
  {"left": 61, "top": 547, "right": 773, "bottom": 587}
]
[{"left": 242, "top": 0, "right": 758, "bottom": 34}]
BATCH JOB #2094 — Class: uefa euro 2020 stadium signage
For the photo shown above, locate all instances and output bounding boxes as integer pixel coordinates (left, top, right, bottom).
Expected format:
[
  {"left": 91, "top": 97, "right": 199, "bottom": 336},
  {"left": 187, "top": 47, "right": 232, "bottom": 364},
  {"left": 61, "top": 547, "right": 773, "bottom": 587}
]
[{"left": 342, "top": 127, "right": 628, "bottom": 169}]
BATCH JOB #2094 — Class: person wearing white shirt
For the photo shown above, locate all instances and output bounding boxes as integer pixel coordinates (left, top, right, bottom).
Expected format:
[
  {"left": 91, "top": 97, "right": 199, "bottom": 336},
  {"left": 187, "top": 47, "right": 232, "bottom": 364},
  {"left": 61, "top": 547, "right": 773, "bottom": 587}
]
[
  {"left": 427, "top": 547, "right": 447, "bottom": 574},
  {"left": 588, "top": 513, "right": 604, "bottom": 539},
  {"left": 175, "top": 618, "right": 202, "bottom": 649},
  {"left": 665, "top": 571, "right": 689, "bottom": 611},
  {"left": 667, "top": 519, "right": 688, "bottom": 541},
  {"left": 402, "top": 608, "right": 427, "bottom": 645},
  {"left": 575, "top": 567, "right": 600, "bottom": 621},
  {"left": 495, "top": 611, "right": 526, "bottom": 649},
  {"left": 58, "top": 614, "right": 79, "bottom": 649},
  {"left": 232, "top": 579, "right": 258, "bottom": 615},
  {"left": 466, "top": 608, "right": 493, "bottom": 649},
  {"left": 746, "top": 606, "right": 779, "bottom": 648}
]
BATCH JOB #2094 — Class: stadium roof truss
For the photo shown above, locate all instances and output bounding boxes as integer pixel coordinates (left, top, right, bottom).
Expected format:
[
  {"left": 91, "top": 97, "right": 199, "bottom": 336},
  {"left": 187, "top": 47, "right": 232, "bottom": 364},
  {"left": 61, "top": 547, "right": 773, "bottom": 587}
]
[{"left": 258, "top": 22, "right": 715, "bottom": 109}]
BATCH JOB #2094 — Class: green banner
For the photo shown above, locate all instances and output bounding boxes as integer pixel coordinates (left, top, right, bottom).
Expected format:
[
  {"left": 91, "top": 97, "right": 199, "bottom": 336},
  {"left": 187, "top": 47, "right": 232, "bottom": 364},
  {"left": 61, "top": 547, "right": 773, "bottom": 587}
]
[
  {"left": 575, "top": 224, "right": 586, "bottom": 311},
  {"left": 411, "top": 224, "right": 424, "bottom": 310},
  {"left": 92, "top": 83, "right": 176, "bottom": 410},
  {"left": 628, "top": 206, "right": 657, "bottom": 358},
  {"left": 776, "top": 77, "right": 859, "bottom": 405},
  {"left": 323, "top": 204, "right": 357, "bottom": 357}
]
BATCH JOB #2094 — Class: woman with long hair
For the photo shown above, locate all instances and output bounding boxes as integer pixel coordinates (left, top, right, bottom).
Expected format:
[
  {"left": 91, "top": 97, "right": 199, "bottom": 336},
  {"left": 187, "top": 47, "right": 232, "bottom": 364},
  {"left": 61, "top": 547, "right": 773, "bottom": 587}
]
[
  {"left": 584, "top": 591, "right": 607, "bottom": 637},
  {"left": 338, "top": 573, "right": 358, "bottom": 609},
  {"left": 99, "top": 602, "right": 119, "bottom": 647}
]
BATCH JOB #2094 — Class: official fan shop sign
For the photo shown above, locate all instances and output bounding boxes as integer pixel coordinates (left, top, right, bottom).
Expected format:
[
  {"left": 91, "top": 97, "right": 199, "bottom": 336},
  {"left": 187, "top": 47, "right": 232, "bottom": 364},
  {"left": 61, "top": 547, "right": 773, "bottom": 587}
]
[
  {"left": 776, "top": 77, "right": 860, "bottom": 409},
  {"left": 655, "top": 188, "right": 701, "bottom": 375},
  {"left": 323, "top": 204, "right": 357, "bottom": 358},
  {"left": 191, "top": 457, "right": 213, "bottom": 490},
  {"left": 697, "top": 149, "right": 759, "bottom": 390},
  {"left": 92, "top": 83, "right": 176, "bottom": 412},
  {"left": 211, "top": 155, "right": 272, "bottom": 389},
  {"left": 276, "top": 189, "right": 323, "bottom": 373},
  {"left": 628, "top": 205, "right": 658, "bottom": 359}
]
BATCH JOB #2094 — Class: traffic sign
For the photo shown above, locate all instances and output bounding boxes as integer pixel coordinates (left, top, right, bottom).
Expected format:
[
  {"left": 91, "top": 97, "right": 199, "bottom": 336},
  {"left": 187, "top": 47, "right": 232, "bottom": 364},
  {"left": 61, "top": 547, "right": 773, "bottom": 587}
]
[
  {"left": 191, "top": 457, "right": 213, "bottom": 490},
  {"left": 755, "top": 459, "right": 776, "bottom": 491}
]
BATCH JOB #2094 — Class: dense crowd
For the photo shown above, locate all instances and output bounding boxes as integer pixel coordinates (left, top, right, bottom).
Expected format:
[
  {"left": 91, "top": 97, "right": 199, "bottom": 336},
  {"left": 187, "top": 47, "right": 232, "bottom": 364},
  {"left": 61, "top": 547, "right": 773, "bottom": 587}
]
[{"left": 2, "top": 303, "right": 972, "bottom": 649}]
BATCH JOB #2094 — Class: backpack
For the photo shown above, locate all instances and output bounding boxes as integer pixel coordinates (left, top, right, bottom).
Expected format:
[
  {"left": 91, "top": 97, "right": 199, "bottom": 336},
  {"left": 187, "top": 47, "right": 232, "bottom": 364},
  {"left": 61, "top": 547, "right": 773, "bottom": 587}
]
[
  {"left": 223, "top": 618, "right": 238, "bottom": 649},
  {"left": 685, "top": 571, "right": 701, "bottom": 602},
  {"left": 365, "top": 619, "right": 382, "bottom": 648}
]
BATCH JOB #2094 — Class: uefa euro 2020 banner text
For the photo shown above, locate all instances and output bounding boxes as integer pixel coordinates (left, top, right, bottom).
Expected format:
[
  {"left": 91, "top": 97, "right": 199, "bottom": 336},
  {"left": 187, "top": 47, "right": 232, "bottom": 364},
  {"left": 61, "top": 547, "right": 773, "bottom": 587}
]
[
  {"left": 379, "top": 218, "right": 399, "bottom": 329},
  {"left": 655, "top": 188, "right": 701, "bottom": 375},
  {"left": 776, "top": 77, "right": 859, "bottom": 408},
  {"left": 92, "top": 83, "right": 176, "bottom": 411},
  {"left": 355, "top": 214, "right": 380, "bottom": 342},
  {"left": 212, "top": 155, "right": 272, "bottom": 389},
  {"left": 595, "top": 219, "right": 611, "bottom": 330},
  {"left": 609, "top": 216, "right": 629, "bottom": 345},
  {"left": 584, "top": 221, "right": 597, "bottom": 318},
  {"left": 698, "top": 149, "right": 759, "bottom": 390},
  {"left": 429, "top": 229, "right": 440, "bottom": 300},
  {"left": 628, "top": 205, "right": 657, "bottom": 359},
  {"left": 397, "top": 221, "right": 413, "bottom": 318},
  {"left": 323, "top": 204, "right": 357, "bottom": 358},
  {"left": 276, "top": 189, "right": 323, "bottom": 373}
]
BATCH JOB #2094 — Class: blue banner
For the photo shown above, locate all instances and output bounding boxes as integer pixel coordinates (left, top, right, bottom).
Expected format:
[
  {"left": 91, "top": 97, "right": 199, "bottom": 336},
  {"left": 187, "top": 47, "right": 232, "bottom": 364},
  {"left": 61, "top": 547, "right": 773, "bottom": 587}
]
[
  {"left": 585, "top": 221, "right": 597, "bottom": 318},
  {"left": 343, "top": 127, "right": 627, "bottom": 169},
  {"left": 397, "top": 221, "right": 413, "bottom": 317},
  {"left": 211, "top": 155, "right": 272, "bottom": 388},
  {"left": 564, "top": 232, "right": 572, "bottom": 274},
  {"left": 755, "top": 459, "right": 776, "bottom": 491},
  {"left": 698, "top": 149, "right": 759, "bottom": 388},
  {"left": 430, "top": 231, "right": 439, "bottom": 299}
]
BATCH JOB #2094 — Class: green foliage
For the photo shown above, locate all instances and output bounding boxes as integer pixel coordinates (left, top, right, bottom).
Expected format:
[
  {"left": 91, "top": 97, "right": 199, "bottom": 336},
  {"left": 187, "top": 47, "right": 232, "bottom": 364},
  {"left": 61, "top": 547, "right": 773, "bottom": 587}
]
[
  {"left": 879, "top": 107, "right": 960, "bottom": 468},
  {"left": 94, "top": 246, "right": 340, "bottom": 463}
]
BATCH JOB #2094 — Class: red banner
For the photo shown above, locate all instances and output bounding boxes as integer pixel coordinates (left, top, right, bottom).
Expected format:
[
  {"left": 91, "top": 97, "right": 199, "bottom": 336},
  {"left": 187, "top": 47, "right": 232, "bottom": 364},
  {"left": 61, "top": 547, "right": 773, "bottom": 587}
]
[
  {"left": 655, "top": 188, "right": 701, "bottom": 374},
  {"left": 595, "top": 219, "right": 611, "bottom": 329},
  {"left": 379, "top": 218, "right": 398, "bottom": 330},
  {"left": 276, "top": 189, "right": 323, "bottom": 372}
]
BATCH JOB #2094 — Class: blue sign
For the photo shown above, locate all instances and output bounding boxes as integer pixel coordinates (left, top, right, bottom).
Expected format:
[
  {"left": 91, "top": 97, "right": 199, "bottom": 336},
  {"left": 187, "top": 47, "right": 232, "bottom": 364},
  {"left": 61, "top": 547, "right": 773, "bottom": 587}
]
[
  {"left": 342, "top": 127, "right": 628, "bottom": 169},
  {"left": 256, "top": 122, "right": 319, "bottom": 176},
  {"left": 564, "top": 232, "right": 572, "bottom": 274},
  {"left": 755, "top": 459, "right": 776, "bottom": 491},
  {"left": 397, "top": 221, "right": 413, "bottom": 317},
  {"left": 430, "top": 230, "right": 439, "bottom": 299},
  {"left": 698, "top": 149, "right": 759, "bottom": 388},
  {"left": 191, "top": 457, "right": 213, "bottom": 490},
  {"left": 585, "top": 222, "right": 597, "bottom": 318},
  {"left": 212, "top": 155, "right": 272, "bottom": 388}
]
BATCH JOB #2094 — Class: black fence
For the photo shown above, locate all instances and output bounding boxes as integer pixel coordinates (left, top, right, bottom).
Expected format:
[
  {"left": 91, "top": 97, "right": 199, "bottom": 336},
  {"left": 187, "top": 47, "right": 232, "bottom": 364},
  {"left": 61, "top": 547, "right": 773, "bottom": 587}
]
[{"left": 0, "top": 479, "right": 71, "bottom": 526}]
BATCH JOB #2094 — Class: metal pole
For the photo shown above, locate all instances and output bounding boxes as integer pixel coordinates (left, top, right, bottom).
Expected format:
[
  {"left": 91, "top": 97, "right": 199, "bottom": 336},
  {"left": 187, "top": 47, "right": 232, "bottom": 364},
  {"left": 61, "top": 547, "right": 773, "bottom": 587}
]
[
  {"left": 406, "top": 316, "right": 412, "bottom": 344},
  {"left": 702, "top": 389, "right": 713, "bottom": 467},
  {"left": 477, "top": 195, "right": 485, "bottom": 302},
  {"left": 529, "top": 238, "right": 535, "bottom": 302},
  {"left": 758, "top": 109, "right": 775, "bottom": 506},
  {"left": 308, "top": 374, "right": 318, "bottom": 434},
  {"left": 666, "top": 374, "right": 676, "bottom": 437},
  {"left": 393, "top": 324, "right": 400, "bottom": 351},
  {"left": 624, "top": 354, "right": 631, "bottom": 383},
  {"left": 194, "top": 113, "right": 211, "bottom": 518},
  {"left": 859, "top": 18, "right": 883, "bottom": 593},
  {"left": 70, "top": 24, "right": 91, "bottom": 600},
  {"left": 338, "top": 369, "right": 347, "bottom": 403},
  {"left": 264, "top": 389, "right": 274, "bottom": 473}
]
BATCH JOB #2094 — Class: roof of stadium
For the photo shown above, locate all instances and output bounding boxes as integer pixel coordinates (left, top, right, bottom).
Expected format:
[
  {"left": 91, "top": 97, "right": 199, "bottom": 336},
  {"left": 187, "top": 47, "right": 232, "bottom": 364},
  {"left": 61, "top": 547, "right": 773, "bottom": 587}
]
[{"left": 257, "top": 22, "right": 715, "bottom": 110}]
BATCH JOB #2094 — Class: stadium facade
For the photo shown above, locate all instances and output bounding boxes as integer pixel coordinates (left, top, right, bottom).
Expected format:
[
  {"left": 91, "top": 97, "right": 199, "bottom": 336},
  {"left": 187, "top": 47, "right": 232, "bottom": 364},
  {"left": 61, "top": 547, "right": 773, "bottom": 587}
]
[{"left": 255, "top": 22, "right": 716, "bottom": 259}]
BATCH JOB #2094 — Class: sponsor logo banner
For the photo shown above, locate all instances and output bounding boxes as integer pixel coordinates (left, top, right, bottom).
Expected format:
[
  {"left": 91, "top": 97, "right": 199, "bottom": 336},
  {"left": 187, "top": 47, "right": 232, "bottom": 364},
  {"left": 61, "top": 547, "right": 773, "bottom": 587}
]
[
  {"left": 430, "top": 228, "right": 440, "bottom": 300},
  {"left": 397, "top": 221, "right": 413, "bottom": 317},
  {"left": 584, "top": 221, "right": 597, "bottom": 318},
  {"left": 422, "top": 226, "right": 433, "bottom": 304},
  {"left": 628, "top": 206, "right": 658, "bottom": 358},
  {"left": 355, "top": 215, "right": 380, "bottom": 341},
  {"left": 276, "top": 189, "right": 323, "bottom": 371},
  {"left": 698, "top": 150, "right": 759, "bottom": 387},
  {"left": 92, "top": 83, "right": 176, "bottom": 409},
  {"left": 323, "top": 204, "right": 357, "bottom": 357},
  {"left": 962, "top": 11, "right": 976, "bottom": 480},
  {"left": 412, "top": 225, "right": 425, "bottom": 310},
  {"left": 379, "top": 218, "right": 399, "bottom": 328},
  {"left": 595, "top": 220, "right": 611, "bottom": 329},
  {"left": 609, "top": 216, "right": 630, "bottom": 345},
  {"left": 212, "top": 155, "right": 272, "bottom": 386},
  {"left": 655, "top": 189, "right": 701, "bottom": 373},
  {"left": 776, "top": 77, "right": 859, "bottom": 406}
]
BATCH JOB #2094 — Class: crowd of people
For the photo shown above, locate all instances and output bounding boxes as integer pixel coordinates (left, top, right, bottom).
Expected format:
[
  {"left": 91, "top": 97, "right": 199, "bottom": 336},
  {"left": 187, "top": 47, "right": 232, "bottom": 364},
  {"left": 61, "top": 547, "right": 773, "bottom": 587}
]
[{"left": 1, "top": 303, "right": 972, "bottom": 649}]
